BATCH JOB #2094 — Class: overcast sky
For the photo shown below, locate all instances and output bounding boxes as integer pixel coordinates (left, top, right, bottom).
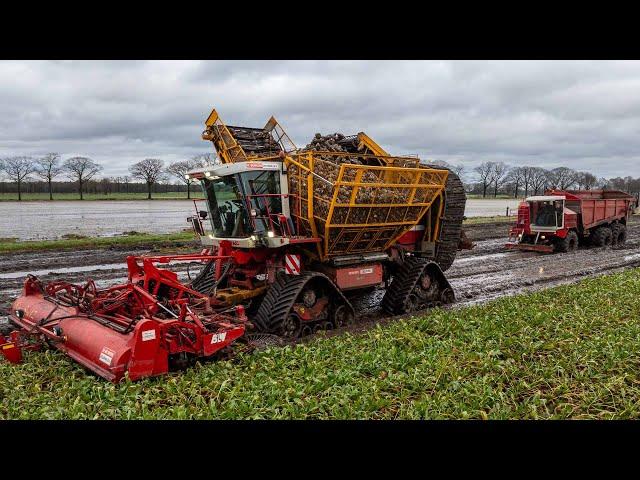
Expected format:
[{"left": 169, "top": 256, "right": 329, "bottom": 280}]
[{"left": 1, "top": 60, "right": 639, "bottom": 180}]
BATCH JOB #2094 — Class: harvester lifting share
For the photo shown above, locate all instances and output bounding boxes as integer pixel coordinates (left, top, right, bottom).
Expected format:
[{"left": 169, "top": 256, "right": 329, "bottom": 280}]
[{"left": 1, "top": 108, "right": 468, "bottom": 382}]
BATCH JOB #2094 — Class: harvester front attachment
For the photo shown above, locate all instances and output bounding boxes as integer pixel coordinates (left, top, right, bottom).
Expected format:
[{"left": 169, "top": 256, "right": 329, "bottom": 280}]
[{"left": 2, "top": 255, "right": 248, "bottom": 382}]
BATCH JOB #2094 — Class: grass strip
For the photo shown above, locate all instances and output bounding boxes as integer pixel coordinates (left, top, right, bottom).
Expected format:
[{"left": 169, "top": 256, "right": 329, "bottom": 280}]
[{"left": 1, "top": 268, "right": 639, "bottom": 419}]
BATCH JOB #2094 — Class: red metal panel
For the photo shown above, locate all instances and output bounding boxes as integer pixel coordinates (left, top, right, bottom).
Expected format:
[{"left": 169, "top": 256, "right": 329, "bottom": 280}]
[{"left": 332, "top": 263, "right": 383, "bottom": 290}]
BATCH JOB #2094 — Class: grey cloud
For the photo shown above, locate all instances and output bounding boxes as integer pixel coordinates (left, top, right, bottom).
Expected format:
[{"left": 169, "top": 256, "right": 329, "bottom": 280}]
[{"left": 1, "top": 60, "right": 639, "bottom": 178}]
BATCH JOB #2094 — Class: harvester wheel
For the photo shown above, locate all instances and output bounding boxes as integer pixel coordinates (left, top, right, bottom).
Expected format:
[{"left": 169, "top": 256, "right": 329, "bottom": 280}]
[
  {"left": 555, "top": 230, "right": 579, "bottom": 253},
  {"left": 282, "top": 314, "right": 301, "bottom": 338},
  {"left": 333, "top": 304, "right": 354, "bottom": 328},
  {"left": 381, "top": 257, "right": 454, "bottom": 315},
  {"left": 591, "top": 226, "right": 613, "bottom": 247},
  {"left": 611, "top": 223, "right": 627, "bottom": 246}
]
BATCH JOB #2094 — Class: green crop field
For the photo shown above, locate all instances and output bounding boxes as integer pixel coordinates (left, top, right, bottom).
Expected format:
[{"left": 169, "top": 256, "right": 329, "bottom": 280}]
[
  {"left": 0, "top": 192, "right": 205, "bottom": 201},
  {"left": 0, "top": 231, "right": 198, "bottom": 254},
  {"left": 2, "top": 268, "right": 640, "bottom": 419}
]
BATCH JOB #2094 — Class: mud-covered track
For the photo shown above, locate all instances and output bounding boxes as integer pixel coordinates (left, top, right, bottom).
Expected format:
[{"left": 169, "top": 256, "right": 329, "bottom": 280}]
[{"left": 1, "top": 217, "right": 639, "bottom": 331}]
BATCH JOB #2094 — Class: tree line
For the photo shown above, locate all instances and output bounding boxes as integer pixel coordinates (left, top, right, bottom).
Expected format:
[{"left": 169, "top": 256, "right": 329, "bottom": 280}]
[
  {"left": 2, "top": 154, "right": 639, "bottom": 202},
  {"left": 434, "top": 160, "right": 640, "bottom": 199},
  {"left": 0, "top": 153, "right": 214, "bottom": 200}
]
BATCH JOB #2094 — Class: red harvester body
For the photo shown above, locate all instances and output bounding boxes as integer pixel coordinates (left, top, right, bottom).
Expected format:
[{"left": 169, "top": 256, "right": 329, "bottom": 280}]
[{"left": 506, "top": 189, "right": 635, "bottom": 253}]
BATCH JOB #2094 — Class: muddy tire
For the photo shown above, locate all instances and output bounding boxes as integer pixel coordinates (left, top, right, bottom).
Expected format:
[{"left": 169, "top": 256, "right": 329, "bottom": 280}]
[
  {"left": 555, "top": 230, "right": 579, "bottom": 253},
  {"left": 590, "top": 226, "right": 613, "bottom": 247},
  {"left": 611, "top": 223, "right": 627, "bottom": 246}
]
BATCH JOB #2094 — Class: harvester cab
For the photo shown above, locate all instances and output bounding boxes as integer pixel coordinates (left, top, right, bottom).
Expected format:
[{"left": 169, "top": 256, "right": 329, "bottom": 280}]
[{"left": 186, "top": 160, "right": 298, "bottom": 249}]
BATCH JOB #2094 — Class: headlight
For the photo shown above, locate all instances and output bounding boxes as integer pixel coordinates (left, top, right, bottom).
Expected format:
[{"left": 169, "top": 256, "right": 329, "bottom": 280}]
[
  {"left": 250, "top": 235, "right": 257, "bottom": 241},
  {"left": 204, "top": 171, "right": 211, "bottom": 177},
  {"left": 267, "top": 231, "right": 275, "bottom": 238},
  {"left": 184, "top": 174, "right": 190, "bottom": 180},
  {"left": 540, "top": 235, "right": 546, "bottom": 240}
]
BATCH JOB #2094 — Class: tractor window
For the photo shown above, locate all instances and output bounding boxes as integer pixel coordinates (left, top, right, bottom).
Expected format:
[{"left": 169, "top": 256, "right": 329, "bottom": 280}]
[
  {"left": 533, "top": 202, "right": 557, "bottom": 227},
  {"left": 553, "top": 201, "right": 564, "bottom": 227},
  {"left": 202, "top": 176, "right": 253, "bottom": 238},
  {"left": 531, "top": 200, "right": 564, "bottom": 228}
]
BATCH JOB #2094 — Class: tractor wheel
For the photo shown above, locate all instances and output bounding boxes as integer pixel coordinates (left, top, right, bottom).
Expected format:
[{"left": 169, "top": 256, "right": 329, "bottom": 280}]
[
  {"left": 590, "top": 226, "right": 613, "bottom": 247},
  {"left": 554, "top": 231, "right": 579, "bottom": 253},
  {"left": 381, "top": 257, "right": 455, "bottom": 315},
  {"left": 611, "top": 223, "right": 628, "bottom": 246}
]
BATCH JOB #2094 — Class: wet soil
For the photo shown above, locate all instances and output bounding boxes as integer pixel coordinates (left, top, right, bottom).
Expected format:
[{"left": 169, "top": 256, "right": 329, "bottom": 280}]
[{"left": 1, "top": 218, "right": 639, "bottom": 333}]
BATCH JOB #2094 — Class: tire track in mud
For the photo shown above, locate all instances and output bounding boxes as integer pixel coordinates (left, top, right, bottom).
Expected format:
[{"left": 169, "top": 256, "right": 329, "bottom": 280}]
[{"left": 1, "top": 218, "right": 639, "bottom": 321}]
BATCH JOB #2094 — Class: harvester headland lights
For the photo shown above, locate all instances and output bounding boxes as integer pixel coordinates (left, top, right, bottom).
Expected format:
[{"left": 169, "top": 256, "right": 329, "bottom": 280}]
[{"left": 1, "top": 107, "right": 468, "bottom": 382}]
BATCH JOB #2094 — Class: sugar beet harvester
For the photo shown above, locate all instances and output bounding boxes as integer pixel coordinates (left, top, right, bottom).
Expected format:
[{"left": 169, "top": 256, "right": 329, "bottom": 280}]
[
  {"left": 506, "top": 189, "right": 635, "bottom": 253},
  {"left": 0, "top": 108, "right": 467, "bottom": 382}
]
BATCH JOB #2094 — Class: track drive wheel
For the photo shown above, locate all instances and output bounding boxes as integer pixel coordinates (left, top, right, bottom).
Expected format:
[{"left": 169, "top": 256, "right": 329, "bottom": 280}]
[
  {"left": 381, "top": 257, "right": 455, "bottom": 315},
  {"left": 252, "top": 271, "right": 354, "bottom": 338}
]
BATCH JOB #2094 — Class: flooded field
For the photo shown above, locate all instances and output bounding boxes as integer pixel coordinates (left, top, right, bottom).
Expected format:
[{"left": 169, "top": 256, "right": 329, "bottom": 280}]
[{"left": 0, "top": 198, "right": 521, "bottom": 241}]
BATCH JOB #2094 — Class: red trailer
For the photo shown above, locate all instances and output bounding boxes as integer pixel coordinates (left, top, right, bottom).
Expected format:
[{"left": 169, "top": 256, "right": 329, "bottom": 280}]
[{"left": 506, "top": 189, "right": 635, "bottom": 253}]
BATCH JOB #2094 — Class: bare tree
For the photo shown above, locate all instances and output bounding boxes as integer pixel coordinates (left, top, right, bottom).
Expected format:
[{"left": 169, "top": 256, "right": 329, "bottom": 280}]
[
  {"left": 506, "top": 167, "right": 526, "bottom": 198},
  {"left": 198, "top": 152, "right": 217, "bottom": 166},
  {"left": 474, "top": 162, "right": 493, "bottom": 198},
  {"left": 490, "top": 162, "right": 510, "bottom": 198},
  {"left": 35, "top": 153, "right": 63, "bottom": 200},
  {"left": 530, "top": 167, "right": 548, "bottom": 195},
  {"left": 547, "top": 167, "right": 577, "bottom": 190},
  {"left": 166, "top": 157, "right": 201, "bottom": 199},
  {"left": 123, "top": 176, "right": 130, "bottom": 193},
  {"left": 576, "top": 171, "right": 597, "bottom": 190},
  {"left": 63, "top": 157, "right": 103, "bottom": 200},
  {"left": 0, "top": 156, "right": 36, "bottom": 201},
  {"left": 130, "top": 158, "right": 165, "bottom": 200},
  {"left": 520, "top": 166, "right": 537, "bottom": 197},
  {"left": 451, "top": 163, "right": 465, "bottom": 179}
]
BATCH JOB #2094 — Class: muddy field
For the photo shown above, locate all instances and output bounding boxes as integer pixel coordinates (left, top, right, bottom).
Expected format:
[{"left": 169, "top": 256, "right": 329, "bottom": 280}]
[{"left": 1, "top": 217, "right": 639, "bottom": 324}]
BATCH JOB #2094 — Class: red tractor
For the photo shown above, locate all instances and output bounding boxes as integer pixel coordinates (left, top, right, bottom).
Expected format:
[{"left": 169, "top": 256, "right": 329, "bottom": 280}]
[{"left": 506, "top": 189, "right": 635, "bottom": 253}]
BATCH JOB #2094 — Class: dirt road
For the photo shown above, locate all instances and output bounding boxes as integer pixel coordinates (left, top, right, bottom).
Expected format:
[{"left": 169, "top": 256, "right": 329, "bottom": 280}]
[{"left": 1, "top": 217, "right": 639, "bottom": 319}]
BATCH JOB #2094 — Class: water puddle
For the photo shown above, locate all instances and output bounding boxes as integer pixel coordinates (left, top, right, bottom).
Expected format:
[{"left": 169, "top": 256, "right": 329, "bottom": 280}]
[{"left": 0, "top": 262, "right": 127, "bottom": 280}]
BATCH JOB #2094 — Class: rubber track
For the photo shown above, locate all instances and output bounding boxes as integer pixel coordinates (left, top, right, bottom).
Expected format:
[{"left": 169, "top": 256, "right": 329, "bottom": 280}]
[
  {"left": 252, "top": 271, "right": 354, "bottom": 334},
  {"left": 381, "top": 257, "right": 430, "bottom": 315},
  {"left": 190, "top": 261, "right": 217, "bottom": 295},
  {"left": 424, "top": 164, "right": 466, "bottom": 271}
]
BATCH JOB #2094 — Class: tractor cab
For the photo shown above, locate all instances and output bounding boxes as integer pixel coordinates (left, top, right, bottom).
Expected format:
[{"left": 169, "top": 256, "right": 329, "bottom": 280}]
[
  {"left": 186, "top": 161, "right": 294, "bottom": 248},
  {"left": 526, "top": 195, "right": 565, "bottom": 232}
]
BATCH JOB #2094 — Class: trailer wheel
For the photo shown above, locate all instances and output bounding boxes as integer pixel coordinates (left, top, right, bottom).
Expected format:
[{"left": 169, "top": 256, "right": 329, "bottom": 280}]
[
  {"left": 611, "top": 223, "right": 627, "bottom": 246},
  {"left": 591, "top": 226, "right": 613, "bottom": 247},
  {"left": 555, "top": 231, "right": 579, "bottom": 253}
]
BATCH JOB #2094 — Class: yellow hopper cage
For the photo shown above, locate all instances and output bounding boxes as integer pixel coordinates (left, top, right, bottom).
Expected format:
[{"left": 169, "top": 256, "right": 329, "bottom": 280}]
[{"left": 285, "top": 152, "right": 448, "bottom": 260}]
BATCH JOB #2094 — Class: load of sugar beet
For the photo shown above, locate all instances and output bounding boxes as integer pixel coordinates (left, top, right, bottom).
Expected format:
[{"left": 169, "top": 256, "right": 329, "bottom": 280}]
[{"left": 287, "top": 133, "right": 440, "bottom": 257}]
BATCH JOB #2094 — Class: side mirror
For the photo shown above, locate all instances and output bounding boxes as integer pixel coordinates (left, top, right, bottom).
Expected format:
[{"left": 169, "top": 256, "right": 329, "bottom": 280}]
[{"left": 199, "top": 210, "right": 208, "bottom": 219}]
